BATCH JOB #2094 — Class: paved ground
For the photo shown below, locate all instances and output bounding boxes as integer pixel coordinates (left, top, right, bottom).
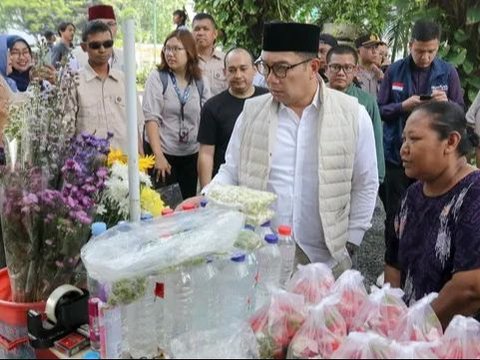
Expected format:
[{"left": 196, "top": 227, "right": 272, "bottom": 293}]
[{"left": 354, "top": 199, "right": 386, "bottom": 288}]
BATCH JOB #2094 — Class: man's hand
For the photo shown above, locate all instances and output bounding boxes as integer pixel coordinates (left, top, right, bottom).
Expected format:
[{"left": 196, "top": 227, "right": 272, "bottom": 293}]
[
  {"left": 431, "top": 89, "right": 448, "bottom": 102},
  {"left": 154, "top": 153, "right": 171, "bottom": 183},
  {"left": 402, "top": 95, "right": 425, "bottom": 113},
  {"left": 371, "top": 64, "right": 384, "bottom": 80}
]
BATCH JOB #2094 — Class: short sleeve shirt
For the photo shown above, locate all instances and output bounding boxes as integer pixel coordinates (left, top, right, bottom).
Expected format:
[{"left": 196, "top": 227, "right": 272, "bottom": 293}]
[
  {"left": 198, "top": 50, "right": 227, "bottom": 97},
  {"left": 386, "top": 171, "right": 480, "bottom": 305},
  {"left": 197, "top": 87, "right": 269, "bottom": 175}
]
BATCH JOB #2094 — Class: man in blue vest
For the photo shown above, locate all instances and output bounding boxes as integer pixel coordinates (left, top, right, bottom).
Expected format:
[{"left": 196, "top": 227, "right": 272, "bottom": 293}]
[{"left": 378, "top": 19, "right": 464, "bottom": 263}]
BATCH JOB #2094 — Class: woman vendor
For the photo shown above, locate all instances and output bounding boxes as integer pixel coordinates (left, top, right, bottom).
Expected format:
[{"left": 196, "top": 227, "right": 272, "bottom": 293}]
[{"left": 385, "top": 101, "right": 480, "bottom": 328}]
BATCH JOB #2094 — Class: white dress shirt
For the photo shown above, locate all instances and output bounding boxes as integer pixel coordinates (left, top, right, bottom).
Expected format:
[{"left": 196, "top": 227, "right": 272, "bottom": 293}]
[{"left": 210, "top": 85, "right": 378, "bottom": 264}]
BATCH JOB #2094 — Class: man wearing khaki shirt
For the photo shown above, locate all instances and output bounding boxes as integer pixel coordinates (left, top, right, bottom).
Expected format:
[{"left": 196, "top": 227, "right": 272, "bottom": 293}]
[
  {"left": 192, "top": 13, "right": 227, "bottom": 97},
  {"left": 74, "top": 21, "right": 143, "bottom": 153}
]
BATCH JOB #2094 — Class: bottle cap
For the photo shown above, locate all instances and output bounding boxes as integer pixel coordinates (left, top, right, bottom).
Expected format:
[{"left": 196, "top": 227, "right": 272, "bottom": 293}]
[
  {"left": 278, "top": 225, "right": 292, "bottom": 236},
  {"left": 244, "top": 224, "right": 255, "bottom": 231},
  {"left": 161, "top": 208, "right": 174, "bottom": 216},
  {"left": 231, "top": 253, "right": 246, "bottom": 262},
  {"left": 182, "top": 202, "right": 196, "bottom": 211},
  {"left": 91, "top": 222, "right": 107, "bottom": 237},
  {"left": 141, "top": 212, "right": 153, "bottom": 221},
  {"left": 83, "top": 351, "right": 101, "bottom": 359},
  {"left": 264, "top": 234, "right": 279, "bottom": 244},
  {"left": 200, "top": 199, "right": 208, "bottom": 208},
  {"left": 261, "top": 220, "right": 271, "bottom": 227}
]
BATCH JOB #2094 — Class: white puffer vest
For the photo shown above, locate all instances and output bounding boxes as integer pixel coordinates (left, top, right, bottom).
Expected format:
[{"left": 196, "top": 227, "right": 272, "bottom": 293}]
[{"left": 238, "top": 82, "right": 359, "bottom": 271}]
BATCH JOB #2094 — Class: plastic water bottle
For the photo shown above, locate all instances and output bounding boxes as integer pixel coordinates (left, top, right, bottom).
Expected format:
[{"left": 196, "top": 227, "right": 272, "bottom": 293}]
[
  {"left": 191, "top": 258, "right": 220, "bottom": 331},
  {"left": 257, "top": 221, "right": 274, "bottom": 241},
  {"left": 278, "top": 225, "right": 296, "bottom": 287},
  {"left": 88, "top": 223, "right": 107, "bottom": 300},
  {"left": 245, "top": 252, "right": 259, "bottom": 315},
  {"left": 219, "top": 253, "right": 253, "bottom": 323},
  {"left": 164, "top": 266, "right": 194, "bottom": 341},
  {"left": 125, "top": 276, "right": 157, "bottom": 358},
  {"left": 255, "top": 234, "right": 281, "bottom": 310}
]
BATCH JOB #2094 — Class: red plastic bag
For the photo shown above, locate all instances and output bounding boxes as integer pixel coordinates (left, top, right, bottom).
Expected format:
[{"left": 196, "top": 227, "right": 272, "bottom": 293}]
[
  {"left": 331, "top": 270, "right": 368, "bottom": 331},
  {"left": 286, "top": 263, "right": 335, "bottom": 305},
  {"left": 433, "top": 315, "right": 480, "bottom": 359},
  {"left": 330, "top": 332, "right": 394, "bottom": 359},
  {"left": 288, "top": 295, "right": 347, "bottom": 359},
  {"left": 392, "top": 293, "right": 443, "bottom": 342},
  {"left": 249, "top": 289, "right": 306, "bottom": 359},
  {"left": 352, "top": 284, "right": 408, "bottom": 337}
]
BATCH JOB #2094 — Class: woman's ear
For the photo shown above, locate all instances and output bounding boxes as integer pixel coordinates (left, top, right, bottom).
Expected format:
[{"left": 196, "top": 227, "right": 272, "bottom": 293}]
[{"left": 445, "top": 131, "right": 462, "bottom": 155}]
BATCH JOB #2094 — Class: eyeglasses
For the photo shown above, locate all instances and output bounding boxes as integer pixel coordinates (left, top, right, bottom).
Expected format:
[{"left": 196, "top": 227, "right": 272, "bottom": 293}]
[
  {"left": 10, "top": 50, "right": 31, "bottom": 58},
  {"left": 328, "top": 64, "right": 356, "bottom": 74},
  {"left": 163, "top": 46, "right": 185, "bottom": 54},
  {"left": 255, "top": 58, "right": 312, "bottom": 79},
  {"left": 88, "top": 40, "right": 114, "bottom": 50}
]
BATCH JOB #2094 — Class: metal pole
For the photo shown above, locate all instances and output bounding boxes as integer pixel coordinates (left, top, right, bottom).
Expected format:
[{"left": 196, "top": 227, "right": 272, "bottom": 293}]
[
  {"left": 153, "top": 0, "right": 157, "bottom": 64},
  {"left": 123, "top": 18, "right": 141, "bottom": 223}
]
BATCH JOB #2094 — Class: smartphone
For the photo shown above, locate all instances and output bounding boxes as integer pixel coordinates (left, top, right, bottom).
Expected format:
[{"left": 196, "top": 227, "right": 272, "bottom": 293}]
[{"left": 419, "top": 94, "right": 433, "bottom": 101}]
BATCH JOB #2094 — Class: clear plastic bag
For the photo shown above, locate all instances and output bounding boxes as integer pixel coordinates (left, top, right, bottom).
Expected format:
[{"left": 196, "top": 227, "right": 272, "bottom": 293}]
[
  {"left": 331, "top": 332, "right": 394, "bottom": 359},
  {"left": 433, "top": 315, "right": 480, "bottom": 359},
  {"left": 390, "top": 341, "right": 438, "bottom": 359},
  {"left": 81, "top": 207, "right": 245, "bottom": 285},
  {"left": 288, "top": 295, "right": 347, "bottom": 359},
  {"left": 206, "top": 184, "right": 276, "bottom": 226},
  {"left": 169, "top": 321, "right": 259, "bottom": 359},
  {"left": 352, "top": 284, "right": 408, "bottom": 337},
  {"left": 286, "top": 263, "right": 335, "bottom": 305},
  {"left": 392, "top": 292, "right": 443, "bottom": 342},
  {"left": 331, "top": 270, "right": 369, "bottom": 331},
  {"left": 249, "top": 289, "right": 306, "bottom": 359}
]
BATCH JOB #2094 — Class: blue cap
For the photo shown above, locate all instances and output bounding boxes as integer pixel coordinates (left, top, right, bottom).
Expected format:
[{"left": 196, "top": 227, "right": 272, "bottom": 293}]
[
  {"left": 91, "top": 222, "right": 107, "bottom": 237},
  {"left": 264, "top": 234, "right": 278, "bottom": 244},
  {"left": 200, "top": 199, "right": 208, "bottom": 208},
  {"left": 83, "top": 351, "right": 100, "bottom": 359},
  {"left": 231, "top": 253, "right": 246, "bottom": 262},
  {"left": 141, "top": 213, "right": 153, "bottom": 221}
]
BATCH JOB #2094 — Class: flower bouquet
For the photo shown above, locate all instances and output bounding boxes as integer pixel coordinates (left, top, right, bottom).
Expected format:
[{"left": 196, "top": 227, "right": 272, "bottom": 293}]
[
  {"left": 0, "top": 60, "right": 110, "bottom": 302},
  {"left": 97, "top": 149, "right": 165, "bottom": 227}
]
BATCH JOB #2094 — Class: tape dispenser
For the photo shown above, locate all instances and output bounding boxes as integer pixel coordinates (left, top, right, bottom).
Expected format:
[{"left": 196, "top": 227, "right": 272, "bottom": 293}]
[{"left": 27, "top": 285, "right": 89, "bottom": 348}]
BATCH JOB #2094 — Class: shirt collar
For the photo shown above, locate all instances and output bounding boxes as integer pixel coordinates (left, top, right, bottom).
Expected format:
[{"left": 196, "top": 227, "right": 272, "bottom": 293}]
[
  {"left": 84, "top": 61, "right": 119, "bottom": 82},
  {"left": 199, "top": 48, "right": 223, "bottom": 62}
]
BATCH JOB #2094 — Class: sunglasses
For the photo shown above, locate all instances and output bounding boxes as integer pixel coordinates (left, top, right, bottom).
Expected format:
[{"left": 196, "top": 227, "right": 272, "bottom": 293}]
[{"left": 88, "top": 40, "right": 114, "bottom": 50}]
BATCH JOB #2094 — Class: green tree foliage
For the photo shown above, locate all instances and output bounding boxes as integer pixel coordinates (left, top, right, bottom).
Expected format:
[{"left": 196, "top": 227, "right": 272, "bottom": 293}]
[
  {"left": 432, "top": 0, "right": 480, "bottom": 104},
  {"left": 194, "top": 0, "right": 318, "bottom": 56}
]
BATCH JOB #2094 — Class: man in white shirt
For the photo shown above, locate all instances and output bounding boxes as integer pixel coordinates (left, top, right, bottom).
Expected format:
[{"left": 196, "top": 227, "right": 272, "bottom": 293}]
[{"left": 186, "top": 22, "right": 378, "bottom": 275}]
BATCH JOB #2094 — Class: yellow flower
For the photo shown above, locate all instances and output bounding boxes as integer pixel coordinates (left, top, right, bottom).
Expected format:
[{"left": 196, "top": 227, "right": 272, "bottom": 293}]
[
  {"left": 140, "top": 186, "right": 165, "bottom": 217},
  {"left": 108, "top": 148, "right": 127, "bottom": 167},
  {"left": 139, "top": 155, "right": 156, "bottom": 173}
]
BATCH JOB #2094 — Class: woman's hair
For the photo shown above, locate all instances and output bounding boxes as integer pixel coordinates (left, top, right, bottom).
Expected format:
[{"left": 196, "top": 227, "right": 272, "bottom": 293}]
[
  {"left": 413, "top": 101, "right": 480, "bottom": 156},
  {"left": 173, "top": 9, "right": 187, "bottom": 26},
  {"left": 158, "top": 29, "right": 202, "bottom": 81}
]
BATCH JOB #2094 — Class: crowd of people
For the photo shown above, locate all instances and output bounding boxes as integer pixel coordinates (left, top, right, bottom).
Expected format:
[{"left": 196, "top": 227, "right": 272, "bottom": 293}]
[{"left": 1, "top": 4, "right": 480, "bottom": 328}]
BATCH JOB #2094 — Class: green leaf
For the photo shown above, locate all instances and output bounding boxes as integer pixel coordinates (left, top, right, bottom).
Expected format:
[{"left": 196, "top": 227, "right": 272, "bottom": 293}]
[
  {"left": 467, "top": 77, "right": 480, "bottom": 89},
  {"left": 467, "top": 7, "right": 480, "bottom": 25},
  {"left": 447, "top": 48, "right": 467, "bottom": 66},
  {"left": 462, "top": 60, "right": 474, "bottom": 75},
  {"left": 469, "top": 88, "right": 479, "bottom": 103},
  {"left": 454, "top": 29, "right": 469, "bottom": 43}
]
